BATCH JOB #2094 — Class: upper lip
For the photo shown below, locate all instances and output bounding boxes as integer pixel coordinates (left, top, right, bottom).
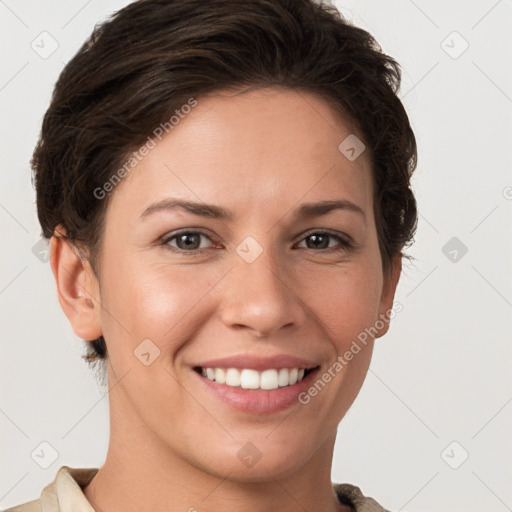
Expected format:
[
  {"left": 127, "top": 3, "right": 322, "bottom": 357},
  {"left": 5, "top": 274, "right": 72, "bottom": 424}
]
[{"left": 193, "top": 354, "right": 320, "bottom": 371}]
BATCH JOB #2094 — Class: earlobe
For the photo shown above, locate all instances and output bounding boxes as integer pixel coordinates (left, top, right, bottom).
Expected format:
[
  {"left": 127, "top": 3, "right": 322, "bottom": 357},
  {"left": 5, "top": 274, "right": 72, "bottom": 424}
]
[
  {"left": 375, "top": 255, "right": 402, "bottom": 339},
  {"left": 49, "top": 226, "right": 103, "bottom": 341}
]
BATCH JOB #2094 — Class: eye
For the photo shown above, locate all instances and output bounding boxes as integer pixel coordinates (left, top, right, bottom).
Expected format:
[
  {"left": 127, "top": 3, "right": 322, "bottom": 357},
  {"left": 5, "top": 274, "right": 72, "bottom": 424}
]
[
  {"left": 160, "top": 229, "right": 353, "bottom": 254},
  {"left": 296, "top": 231, "right": 353, "bottom": 252},
  {"left": 161, "top": 230, "right": 215, "bottom": 252}
]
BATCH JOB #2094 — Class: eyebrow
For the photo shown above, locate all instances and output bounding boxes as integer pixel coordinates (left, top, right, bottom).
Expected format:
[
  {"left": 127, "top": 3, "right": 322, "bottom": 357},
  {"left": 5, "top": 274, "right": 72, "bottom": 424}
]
[
  {"left": 140, "top": 198, "right": 234, "bottom": 221},
  {"left": 139, "top": 198, "right": 365, "bottom": 222},
  {"left": 294, "top": 199, "right": 365, "bottom": 221}
]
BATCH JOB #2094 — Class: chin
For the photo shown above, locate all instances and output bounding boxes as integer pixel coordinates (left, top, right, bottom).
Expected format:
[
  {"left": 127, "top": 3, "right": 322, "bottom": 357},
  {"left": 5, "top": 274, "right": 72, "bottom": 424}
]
[{"left": 200, "top": 437, "right": 314, "bottom": 483}]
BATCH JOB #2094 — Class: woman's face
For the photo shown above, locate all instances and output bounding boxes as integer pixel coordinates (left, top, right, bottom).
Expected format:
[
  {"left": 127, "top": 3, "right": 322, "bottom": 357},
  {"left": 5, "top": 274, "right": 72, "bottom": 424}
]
[{"left": 76, "top": 87, "right": 399, "bottom": 480}]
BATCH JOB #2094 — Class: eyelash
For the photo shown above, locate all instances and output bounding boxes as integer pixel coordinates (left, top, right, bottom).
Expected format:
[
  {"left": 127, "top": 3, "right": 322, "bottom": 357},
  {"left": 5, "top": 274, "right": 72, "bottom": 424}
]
[{"left": 160, "top": 229, "right": 354, "bottom": 254}]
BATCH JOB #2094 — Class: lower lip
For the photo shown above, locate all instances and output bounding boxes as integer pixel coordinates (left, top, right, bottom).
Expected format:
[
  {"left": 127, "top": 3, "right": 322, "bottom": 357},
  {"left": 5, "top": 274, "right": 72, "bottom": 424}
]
[{"left": 193, "top": 367, "right": 320, "bottom": 414}]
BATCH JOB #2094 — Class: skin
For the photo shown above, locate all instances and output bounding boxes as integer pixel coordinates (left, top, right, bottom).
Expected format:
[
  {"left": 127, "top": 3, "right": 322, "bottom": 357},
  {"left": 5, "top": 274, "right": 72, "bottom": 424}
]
[{"left": 50, "top": 86, "right": 401, "bottom": 512}]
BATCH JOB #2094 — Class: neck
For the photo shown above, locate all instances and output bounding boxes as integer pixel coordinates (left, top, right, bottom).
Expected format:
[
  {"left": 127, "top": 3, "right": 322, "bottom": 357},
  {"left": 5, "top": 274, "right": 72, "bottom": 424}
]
[{"left": 83, "top": 380, "right": 351, "bottom": 512}]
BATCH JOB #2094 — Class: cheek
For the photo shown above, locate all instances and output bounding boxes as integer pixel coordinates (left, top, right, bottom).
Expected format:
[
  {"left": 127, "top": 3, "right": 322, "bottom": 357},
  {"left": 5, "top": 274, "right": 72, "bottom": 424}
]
[
  {"left": 300, "top": 262, "right": 383, "bottom": 348},
  {"left": 99, "top": 255, "right": 221, "bottom": 360}
]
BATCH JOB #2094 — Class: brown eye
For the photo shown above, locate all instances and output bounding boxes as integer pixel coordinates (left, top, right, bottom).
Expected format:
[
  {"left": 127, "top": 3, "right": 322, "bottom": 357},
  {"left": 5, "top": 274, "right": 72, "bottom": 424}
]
[
  {"left": 162, "top": 231, "right": 214, "bottom": 252},
  {"left": 304, "top": 233, "right": 330, "bottom": 249},
  {"left": 297, "top": 231, "right": 352, "bottom": 251}
]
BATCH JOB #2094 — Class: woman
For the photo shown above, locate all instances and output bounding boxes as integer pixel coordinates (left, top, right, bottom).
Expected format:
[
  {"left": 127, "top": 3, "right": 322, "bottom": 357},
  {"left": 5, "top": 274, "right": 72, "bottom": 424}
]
[{"left": 7, "top": 0, "right": 417, "bottom": 510}]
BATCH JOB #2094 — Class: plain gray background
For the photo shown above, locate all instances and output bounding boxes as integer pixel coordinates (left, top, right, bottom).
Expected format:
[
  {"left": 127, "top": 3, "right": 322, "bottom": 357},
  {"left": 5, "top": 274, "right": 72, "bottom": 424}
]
[{"left": 1, "top": 1, "right": 511, "bottom": 510}]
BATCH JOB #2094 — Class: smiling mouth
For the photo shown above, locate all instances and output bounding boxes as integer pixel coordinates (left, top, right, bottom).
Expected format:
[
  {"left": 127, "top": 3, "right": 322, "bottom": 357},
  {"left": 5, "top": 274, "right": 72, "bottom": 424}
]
[{"left": 193, "top": 366, "right": 319, "bottom": 390}]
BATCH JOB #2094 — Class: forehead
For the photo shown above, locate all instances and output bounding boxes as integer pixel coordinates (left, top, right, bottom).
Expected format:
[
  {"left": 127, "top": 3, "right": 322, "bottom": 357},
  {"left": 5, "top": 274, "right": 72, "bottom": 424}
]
[{"left": 106, "top": 86, "right": 373, "bottom": 223}]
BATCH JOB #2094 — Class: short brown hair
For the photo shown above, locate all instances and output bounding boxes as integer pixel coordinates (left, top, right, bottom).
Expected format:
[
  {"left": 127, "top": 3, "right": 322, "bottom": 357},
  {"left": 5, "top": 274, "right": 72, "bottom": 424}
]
[{"left": 32, "top": 0, "right": 417, "bottom": 379}]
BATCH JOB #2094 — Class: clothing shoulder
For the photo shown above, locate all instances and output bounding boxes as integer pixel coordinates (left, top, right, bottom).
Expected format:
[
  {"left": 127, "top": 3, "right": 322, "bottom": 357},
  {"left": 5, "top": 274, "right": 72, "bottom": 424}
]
[
  {"left": 2, "top": 499, "right": 42, "bottom": 512},
  {"left": 333, "top": 482, "right": 392, "bottom": 512},
  {"left": 4, "top": 469, "right": 390, "bottom": 512},
  {"left": 2, "top": 466, "right": 98, "bottom": 512}
]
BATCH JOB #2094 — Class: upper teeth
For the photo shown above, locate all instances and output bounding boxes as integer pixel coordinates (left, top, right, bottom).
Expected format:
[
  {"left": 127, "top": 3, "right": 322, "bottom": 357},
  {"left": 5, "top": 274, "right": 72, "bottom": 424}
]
[{"left": 200, "top": 367, "right": 307, "bottom": 390}]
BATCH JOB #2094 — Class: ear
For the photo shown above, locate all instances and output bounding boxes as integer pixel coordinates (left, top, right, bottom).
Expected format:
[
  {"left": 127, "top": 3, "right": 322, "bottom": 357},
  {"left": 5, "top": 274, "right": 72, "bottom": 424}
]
[
  {"left": 49, "top": 226, "right": 103, "bottom": 341},
  {"left": 375, "top": 255, "right": 402, "bottom": 339}
]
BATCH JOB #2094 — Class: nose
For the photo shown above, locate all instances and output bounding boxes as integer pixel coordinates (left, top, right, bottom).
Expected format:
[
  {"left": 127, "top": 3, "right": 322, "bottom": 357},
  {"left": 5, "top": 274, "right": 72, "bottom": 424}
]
[{"left": 218, "top": 246, "right": 306, "bottom": 338}]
